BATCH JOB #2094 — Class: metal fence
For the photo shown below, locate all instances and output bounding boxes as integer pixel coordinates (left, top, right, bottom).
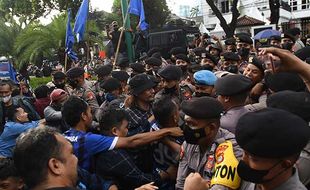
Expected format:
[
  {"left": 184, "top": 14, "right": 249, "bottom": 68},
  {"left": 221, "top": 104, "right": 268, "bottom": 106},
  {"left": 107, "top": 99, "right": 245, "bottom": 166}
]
[{"left": 281, "top": 19, "right": 310, "bottom": 37}]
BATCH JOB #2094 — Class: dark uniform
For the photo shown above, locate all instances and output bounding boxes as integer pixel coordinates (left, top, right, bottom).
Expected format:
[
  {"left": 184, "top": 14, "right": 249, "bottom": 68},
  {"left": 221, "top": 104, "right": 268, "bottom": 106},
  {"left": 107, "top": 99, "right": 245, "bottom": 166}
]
[
  {"left": 66, "top": 67, "right": 99, "bottom": 116},
  {"left": 215, "top": 75, "right": 252, "bottom": 134},
  {"left": 235, "top": 108, "right": 310, "bottom": 190},
  {"left": 155, "top": 65, "right": 184, "bottom": 105},
  {"left": 176, "top": 97, "right": 243, "bottom": 190},
  {"left": 267, "top": 91, "right": 310, "bottom": 188}
]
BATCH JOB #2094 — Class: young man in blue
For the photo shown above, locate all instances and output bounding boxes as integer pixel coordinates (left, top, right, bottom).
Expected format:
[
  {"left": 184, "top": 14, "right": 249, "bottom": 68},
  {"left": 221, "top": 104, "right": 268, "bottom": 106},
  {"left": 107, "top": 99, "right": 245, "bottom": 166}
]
[
  {"left": 0, "top": 107, "right": 43, "bottom": 158},
  {"left": 62, "top": 96, "right": 183, "bottom": 172}
]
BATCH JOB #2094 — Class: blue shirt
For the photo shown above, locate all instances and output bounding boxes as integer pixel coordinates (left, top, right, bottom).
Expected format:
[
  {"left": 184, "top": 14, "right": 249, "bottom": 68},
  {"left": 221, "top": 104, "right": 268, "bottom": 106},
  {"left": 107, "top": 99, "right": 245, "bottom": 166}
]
[
  {"left": 0, "top": 121, "right": 39, "bottom": 157},
  {"left": 64, "top": 128, "right": 118, "bottom": 171}
]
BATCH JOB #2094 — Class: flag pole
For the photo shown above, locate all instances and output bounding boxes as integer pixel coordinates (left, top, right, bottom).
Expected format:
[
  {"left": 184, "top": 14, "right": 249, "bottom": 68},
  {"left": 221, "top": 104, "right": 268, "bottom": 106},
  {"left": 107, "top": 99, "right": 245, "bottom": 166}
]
[
  {"left": 113, "top": 9, "right": 130, "bottom": 69},
  {"left": 121, "top": 0, "right": 134, "bottom": 62},
  {"left": 64, "top": 53, "right": 68, "bottom": 71}
]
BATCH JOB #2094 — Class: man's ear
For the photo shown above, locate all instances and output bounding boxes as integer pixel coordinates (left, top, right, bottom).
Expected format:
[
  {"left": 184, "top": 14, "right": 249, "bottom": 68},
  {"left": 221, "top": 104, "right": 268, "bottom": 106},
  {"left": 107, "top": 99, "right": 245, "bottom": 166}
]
[
  {"left": 224, "top": 96, "right": 230, "bottom": 103},
  {"left": 48, "top": 158, "right": 62, "bottom": 175},
  {"left": 111, "top": 127, "right": 118, "bottom": 136},
  {"left": 81, "top": 112, "right": 87, "bottom": 121}
]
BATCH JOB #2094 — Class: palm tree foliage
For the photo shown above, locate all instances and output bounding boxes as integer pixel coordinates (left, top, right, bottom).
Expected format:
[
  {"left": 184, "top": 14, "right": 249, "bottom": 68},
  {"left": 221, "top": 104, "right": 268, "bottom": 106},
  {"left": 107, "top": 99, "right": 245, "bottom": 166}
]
[
  {"left": 0, "top": 19, "right": 22, "bottom": 57},
  {"left": 13, "top": 13, "right": 104, "bottom": 67}
]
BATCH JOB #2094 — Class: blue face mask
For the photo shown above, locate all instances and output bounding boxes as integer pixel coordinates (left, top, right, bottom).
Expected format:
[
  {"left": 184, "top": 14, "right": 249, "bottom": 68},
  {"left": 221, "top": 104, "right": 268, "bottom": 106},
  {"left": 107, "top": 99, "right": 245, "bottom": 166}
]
[{"left": 105, "top": 93, "right": 116, "bottom": 102}]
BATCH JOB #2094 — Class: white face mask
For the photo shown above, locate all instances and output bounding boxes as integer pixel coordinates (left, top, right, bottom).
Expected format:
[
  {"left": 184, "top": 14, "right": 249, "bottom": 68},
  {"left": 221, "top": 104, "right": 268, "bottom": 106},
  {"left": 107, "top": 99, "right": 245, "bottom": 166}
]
[{"left": 2, "top": 95, "right": 11, "bottom": 103}]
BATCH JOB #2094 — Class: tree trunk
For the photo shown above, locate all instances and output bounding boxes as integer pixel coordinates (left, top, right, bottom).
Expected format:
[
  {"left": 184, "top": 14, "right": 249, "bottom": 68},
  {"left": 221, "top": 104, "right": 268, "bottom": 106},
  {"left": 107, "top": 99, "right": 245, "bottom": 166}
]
[
  {"left": 269, "top": 0, "right": 280, "bottom": 27},
  {"left": 205, "top": 0, "right": 240, "bottom": 38}
]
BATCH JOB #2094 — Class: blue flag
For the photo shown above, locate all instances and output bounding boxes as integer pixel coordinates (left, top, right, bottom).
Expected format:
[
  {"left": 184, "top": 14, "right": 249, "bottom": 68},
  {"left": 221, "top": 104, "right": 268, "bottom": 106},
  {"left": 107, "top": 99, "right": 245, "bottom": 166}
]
[
  {"left": 128, "top": 0, "right": 149, "bottom": 31},
  {"left": 74, "top": 0, "right": 89, "bottom": 42},
  {"left": 66, "top": 9, "right": 78, "bottom": 61}
]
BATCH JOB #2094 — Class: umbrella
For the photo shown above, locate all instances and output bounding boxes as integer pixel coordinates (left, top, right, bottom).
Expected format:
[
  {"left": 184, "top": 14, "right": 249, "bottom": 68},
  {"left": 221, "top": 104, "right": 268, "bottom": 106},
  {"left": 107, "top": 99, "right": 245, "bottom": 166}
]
[{"left": 254, "top": 29, "right": 281, "bottom": 40}]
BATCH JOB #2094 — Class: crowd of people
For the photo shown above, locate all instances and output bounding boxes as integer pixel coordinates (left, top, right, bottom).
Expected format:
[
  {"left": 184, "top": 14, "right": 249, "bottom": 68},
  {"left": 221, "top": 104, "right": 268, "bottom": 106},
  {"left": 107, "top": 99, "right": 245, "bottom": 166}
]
[{"left": 0, "top": 26, "right": 309, "bottom": 190}]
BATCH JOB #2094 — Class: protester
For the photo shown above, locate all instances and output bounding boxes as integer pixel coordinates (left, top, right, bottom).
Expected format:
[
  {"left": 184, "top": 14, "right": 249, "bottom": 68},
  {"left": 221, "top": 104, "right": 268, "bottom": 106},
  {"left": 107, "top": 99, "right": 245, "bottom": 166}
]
[
  {"left": 33, "top": 85, "right": 51, "bottom": 118},
  {"left": 0, "top": 158, "right": 24, "bottom": 190}
]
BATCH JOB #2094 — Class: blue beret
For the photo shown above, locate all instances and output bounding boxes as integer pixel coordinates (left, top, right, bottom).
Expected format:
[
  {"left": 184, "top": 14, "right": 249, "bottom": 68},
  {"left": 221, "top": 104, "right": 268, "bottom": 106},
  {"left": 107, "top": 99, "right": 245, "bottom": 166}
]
[{"left": 194, "top": 70, "right": 217, "bottom": 86}]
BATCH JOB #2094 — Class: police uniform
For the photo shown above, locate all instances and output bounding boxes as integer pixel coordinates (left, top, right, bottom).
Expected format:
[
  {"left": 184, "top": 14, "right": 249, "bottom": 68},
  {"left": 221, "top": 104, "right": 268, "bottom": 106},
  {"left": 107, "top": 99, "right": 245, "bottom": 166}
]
[
  {"left": 235, "top": 108, "right": 310, "bottom": 190},
  {"left": 176, "top": 97, "right": 244, "bottom": 190},
  {"left": 266, "top": 91, "right": 310, "bottom": 187},
  {"left": 67, "top": 67, "right": 99, "bottom": 116},
  {"left": 93, "top": 65, "right": 113, "bottom": 105},
  {"left": 215, "top": 75, "right": 252, "bottom": 134},
  {"left": 236, "top": 35, "right": 253, "bottom": 73},
  {"left": 156, "top": 65, "right": 185, "bottom": 105}
]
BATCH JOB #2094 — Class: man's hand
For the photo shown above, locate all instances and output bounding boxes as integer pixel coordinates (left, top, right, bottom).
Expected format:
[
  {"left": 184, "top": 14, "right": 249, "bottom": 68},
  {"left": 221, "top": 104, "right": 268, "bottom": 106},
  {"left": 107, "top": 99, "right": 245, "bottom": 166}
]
[
  {"left": 135, "top": 182, "right": 158, "bottom": 190},
  {"left": 184, "top": 173, "right": 209, "bottom": 190},
  {"left": 166, "top": 127, "right": 183, "bottom": 137},
  {"left": 258, "top": 47, "right": 308, "bottom": 73}
]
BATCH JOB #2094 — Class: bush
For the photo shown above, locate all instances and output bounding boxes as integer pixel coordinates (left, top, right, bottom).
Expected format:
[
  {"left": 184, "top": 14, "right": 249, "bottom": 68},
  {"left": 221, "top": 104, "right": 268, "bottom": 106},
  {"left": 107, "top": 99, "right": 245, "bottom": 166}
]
[{"left": 29, "top": 76, "right": 52, "bottom": 89}]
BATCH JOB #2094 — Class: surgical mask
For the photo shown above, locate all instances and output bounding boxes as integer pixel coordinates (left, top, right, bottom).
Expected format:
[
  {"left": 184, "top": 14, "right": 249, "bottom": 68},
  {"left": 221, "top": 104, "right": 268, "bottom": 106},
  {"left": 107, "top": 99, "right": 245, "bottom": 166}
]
[
  {"left": 281, "top": 42, "right": 294, "bottom": 51},
  {"left": 238, "top": 47, "right": 250, "bottom": 57},
  {"left": 1, "top": 95, "right": 11, "bottom": 103},
  {"left": 183, "top": 125, "right": 206, "bottom": 144},
  {"left": 194, "top": 92, "right": 210, "bottom": 97},
  {"left": 237, "top": 160, "right": 282, "bottom": 184},
  {"left": 224, "top": 65, "right": 239, "bottom": 74}
]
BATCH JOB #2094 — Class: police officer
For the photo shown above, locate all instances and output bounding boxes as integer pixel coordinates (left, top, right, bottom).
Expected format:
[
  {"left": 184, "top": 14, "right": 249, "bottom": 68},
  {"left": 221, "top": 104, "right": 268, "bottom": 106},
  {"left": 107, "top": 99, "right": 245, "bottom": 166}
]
[
  {"left": 281, "top": 33, "right": 296, "bottom": 52},
  {"left": 193, "top": 70, "right": 217, "bottom": 97},
  {"left": 200, "top": 50, "right": 218, "bottom": 71},
  {"left": 156, "top": 65, "right": 184, "bottom": 105},
  {"left": 183, "top": 108, "right": 310, "bottom": 190},
  {"left": 236, "top": 34, "right": 253, "bottom": 73},
  {"left": 268, "top": 35, "right": 281, "bottom": 48},
  {"left": 93, "top": 65, "right": 112, "bottom": 105},
  {"left": 66, "top": 67, "right": 99, "bottom": 116},
  {"left": 176, "top": 97, "right": 243, "bottom": 190},
  {"left": 175, "top": 54, "right": 191, "bottom": 79},
  {"left": 236, "top": 108, "right": 310, "bottom": 189},
  {"left": 145, "top": 57, "right": 162, "bottom": 76},
  {"left": 215, "top": 75, "right": 252, "bottom": 134},
  {"left": 267, "top": 90, "right": 310, "bottom": 188},
  {"left": 130, "top": 62, "right": 145, "bottom": 78},
  {"left": 224, "top": 38, "right": 237, "bottom": 52},
  {"left": 220, "top": 52, "right": 241, "bottom": 74},
  {"left": 46, "top": 71, "right": 72, "bottom": 94},
  {"left": 111, "top": 70, "right": 130, "bottom": 95}
]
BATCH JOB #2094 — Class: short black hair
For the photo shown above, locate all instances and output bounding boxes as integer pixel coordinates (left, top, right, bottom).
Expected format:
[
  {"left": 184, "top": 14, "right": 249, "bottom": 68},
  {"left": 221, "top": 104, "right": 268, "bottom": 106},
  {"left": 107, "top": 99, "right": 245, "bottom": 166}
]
[
  {"left": 152, "top": 97, "right": 177, "bottom": 127},
  {"left": 99, "top": 109, "right": 128, "bottom": 135},
  {"left": 0, "top": 158, "right": 19, "bottom": 180},
  {"left": 34, "top": 85, "right": 50, "bottom": 99},
  {"left": 6, "top": 106, "right": 20, "bottom": 122},
  {"left": 62, "top": 96, "right": 88, "bottom": 127},
  {"left": 13, "top": 127, "right": 63, "bottom": 189},
  {"left": 0, "top": 79, "right": 14, "bottom": 90}
]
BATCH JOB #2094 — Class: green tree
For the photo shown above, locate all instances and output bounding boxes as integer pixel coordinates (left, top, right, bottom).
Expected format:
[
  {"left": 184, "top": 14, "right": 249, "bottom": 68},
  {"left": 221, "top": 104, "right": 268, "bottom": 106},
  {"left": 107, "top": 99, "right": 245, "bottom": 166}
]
[
  {"left": 0, "top": 19, "right": 22, "bottom": 57},
  {"left": 111, "top": 0, "right": 170, "bottom": 29},
  {"left": 14, "top": 13, "right": 103, "bottom": 68}
]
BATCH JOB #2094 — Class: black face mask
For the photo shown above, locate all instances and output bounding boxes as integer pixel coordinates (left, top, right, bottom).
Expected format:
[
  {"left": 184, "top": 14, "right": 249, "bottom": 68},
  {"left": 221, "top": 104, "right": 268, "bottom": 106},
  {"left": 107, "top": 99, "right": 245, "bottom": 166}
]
[
  {"left": 224, "top": 65, "right": 239, "bottom": 74},
  {"left": 238, "top": 47, "right": 250, "bottom": 57},
  {"left": 281, "top": 42, "right": 294, "bottom": 51},
  {"left": 146, "top": 70, "right": 154, "bottom": 76},
  {"left": 194, "top": 92, "right": 210, "bottom": 97},
  {"left": 237, "top": 160, "right": 282, "bottom": 184},
  {"left": 202, "top": 64, "right": 214, "bottom": 71},
  {"left": 68, "top": 79, "right": 79, "bottom": 89},
  {"left": 164, "top": 85, "right": 177, "bottom": 94},
  {"left": 178, "top": 65, "right": 188, "bottom": 73},
  {"left": 55, "top": 83, "right": 65, "bottom": 89},
  {"left": 183, "top": 125, "right": 206, "bottom": 144}
]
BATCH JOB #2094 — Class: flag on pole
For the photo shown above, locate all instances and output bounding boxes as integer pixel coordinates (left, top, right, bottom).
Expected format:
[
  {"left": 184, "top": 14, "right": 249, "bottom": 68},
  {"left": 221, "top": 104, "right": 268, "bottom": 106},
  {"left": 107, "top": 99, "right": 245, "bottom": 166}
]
[
  {"left": 65, "top": 9, "right": 78, "bottom": 61},
  {"left": 128, "top": 0, "right": 149, "bottom": 31},
  {"left": 74, "top": 0, "right": 89, "bottom": 42}
]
